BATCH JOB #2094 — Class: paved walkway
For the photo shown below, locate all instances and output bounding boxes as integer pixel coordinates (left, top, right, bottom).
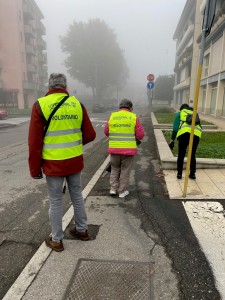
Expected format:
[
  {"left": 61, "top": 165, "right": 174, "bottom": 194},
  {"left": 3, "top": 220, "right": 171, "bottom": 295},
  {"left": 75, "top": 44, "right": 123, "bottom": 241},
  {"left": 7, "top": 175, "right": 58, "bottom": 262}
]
[
  {"left": 2, "top": 111, "right": 225, "bottom": 300},
  {"left": 153, "top": 112, "right": 225, "bottom": 200}
]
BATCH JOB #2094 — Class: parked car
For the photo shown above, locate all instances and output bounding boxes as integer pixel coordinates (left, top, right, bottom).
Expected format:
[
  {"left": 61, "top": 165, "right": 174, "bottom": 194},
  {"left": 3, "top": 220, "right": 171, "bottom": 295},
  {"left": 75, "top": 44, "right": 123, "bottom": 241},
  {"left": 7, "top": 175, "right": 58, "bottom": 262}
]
[
  {"left": 107, "top": 103, "right": 118, "bottom": 111},
  {"left": 0, "top": 109, "right": 8, "bottom": 120},
  {"left": 92, "top": 104, "right": 106, "bottom": 113}
]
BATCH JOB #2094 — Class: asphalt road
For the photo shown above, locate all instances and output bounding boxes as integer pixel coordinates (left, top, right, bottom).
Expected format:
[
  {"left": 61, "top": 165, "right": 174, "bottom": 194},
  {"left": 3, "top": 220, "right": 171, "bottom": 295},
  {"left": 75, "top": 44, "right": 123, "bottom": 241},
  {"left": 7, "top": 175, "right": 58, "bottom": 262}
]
[
  {"left": 0, "top": 112, "right": 110, "bottom": 299},
  {"left": 0, "top": 107, "right": 221, "bottom": 299}
]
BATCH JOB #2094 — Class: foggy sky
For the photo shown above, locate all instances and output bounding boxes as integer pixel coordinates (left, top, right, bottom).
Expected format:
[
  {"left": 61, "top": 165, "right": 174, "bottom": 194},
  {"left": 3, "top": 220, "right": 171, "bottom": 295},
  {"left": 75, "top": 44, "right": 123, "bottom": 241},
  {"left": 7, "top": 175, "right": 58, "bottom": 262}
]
[{"left": 35, "top": 0, "right": 186, "bottom": 85}]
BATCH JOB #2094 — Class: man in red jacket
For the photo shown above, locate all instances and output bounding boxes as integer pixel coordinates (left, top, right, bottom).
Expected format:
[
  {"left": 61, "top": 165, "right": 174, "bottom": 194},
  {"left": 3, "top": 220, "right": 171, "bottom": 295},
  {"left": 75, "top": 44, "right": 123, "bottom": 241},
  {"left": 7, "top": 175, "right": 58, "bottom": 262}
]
[{"left": 28, "top": 73, "right": 96, "bottom": 252}]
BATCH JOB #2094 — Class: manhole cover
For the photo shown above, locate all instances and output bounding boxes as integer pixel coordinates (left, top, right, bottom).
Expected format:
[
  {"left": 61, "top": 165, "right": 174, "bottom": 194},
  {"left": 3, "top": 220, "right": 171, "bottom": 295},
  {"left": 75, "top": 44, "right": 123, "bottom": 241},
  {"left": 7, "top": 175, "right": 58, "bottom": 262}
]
[{"left": 64, "top": 258, "right": 154, "bottom": 300}]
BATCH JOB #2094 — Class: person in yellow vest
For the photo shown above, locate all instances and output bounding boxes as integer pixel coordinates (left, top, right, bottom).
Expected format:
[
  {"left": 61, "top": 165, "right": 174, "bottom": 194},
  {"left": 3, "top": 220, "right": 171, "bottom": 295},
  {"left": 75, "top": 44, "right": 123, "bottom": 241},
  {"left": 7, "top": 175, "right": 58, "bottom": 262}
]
[
  {"left": 28, "top": 73, "right": 96, "bottom": 252},
  {"left": 169, "top": 103, "right": 202, "bottom": 180},
  {"left": 104, "top": 99, "right": 144, "bottom": 197}
]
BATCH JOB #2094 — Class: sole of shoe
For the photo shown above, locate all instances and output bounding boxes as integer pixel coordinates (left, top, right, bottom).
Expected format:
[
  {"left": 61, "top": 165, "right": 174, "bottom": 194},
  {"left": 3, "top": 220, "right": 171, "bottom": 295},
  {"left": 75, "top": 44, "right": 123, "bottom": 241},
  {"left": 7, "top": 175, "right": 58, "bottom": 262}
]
[
  {"left": 109, "top": 190, "right": 116, "bottom": 195},
  {"left": 119, "top": 191, "right": 129, "bottom": 198},
  {"left": 45, "top": 239, "right": 64, "bottom": 252}
]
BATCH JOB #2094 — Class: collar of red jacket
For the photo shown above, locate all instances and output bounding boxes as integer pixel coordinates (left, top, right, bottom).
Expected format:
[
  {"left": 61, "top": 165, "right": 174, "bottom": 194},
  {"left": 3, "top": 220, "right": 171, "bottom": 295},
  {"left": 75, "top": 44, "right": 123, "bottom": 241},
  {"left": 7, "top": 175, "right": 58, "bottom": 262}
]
[{"left": 45, "top": 88, "right": 69, "bottom": 96}]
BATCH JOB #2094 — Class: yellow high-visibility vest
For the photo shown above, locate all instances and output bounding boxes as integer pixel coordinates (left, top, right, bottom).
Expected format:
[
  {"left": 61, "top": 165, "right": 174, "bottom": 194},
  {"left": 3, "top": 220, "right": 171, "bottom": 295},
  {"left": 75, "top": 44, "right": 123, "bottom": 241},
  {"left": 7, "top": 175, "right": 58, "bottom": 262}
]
[
  {"left": 38, "top": 93, "right": 83, "bottom": 160},
  {"left": 108, "top": 110, "right": 137, "bottom": 149},
  {"left": 176, "top": 109, "right": 202, "bottom": 139}
]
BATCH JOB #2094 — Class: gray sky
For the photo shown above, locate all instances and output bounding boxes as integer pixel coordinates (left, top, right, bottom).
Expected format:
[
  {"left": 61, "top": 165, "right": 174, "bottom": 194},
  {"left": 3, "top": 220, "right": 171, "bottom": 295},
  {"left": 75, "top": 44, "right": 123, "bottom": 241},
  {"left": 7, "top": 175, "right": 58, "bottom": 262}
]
[{"left": 35, "top": 0, "right": 186, "bottom": 86}]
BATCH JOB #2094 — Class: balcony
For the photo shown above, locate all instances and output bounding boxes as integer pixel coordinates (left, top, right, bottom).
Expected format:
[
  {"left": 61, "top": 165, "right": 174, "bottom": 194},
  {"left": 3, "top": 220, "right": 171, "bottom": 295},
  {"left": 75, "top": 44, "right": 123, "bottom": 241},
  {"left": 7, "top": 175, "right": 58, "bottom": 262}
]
[
  {"left": 37, "top": 52, "right": 47, "bottom": 64},
  {"left": 23, "top": 4, "right": 34, "bottom": 20},
  {"left": 37, "top": 83, "right": 46, "bottom": 92},
  {"left": 176, "top": 24, "right": 194, "bottom": 55},
  {"left": 36, "top": 22, "right": 46, "bottom": 35},
  {"left": 173, "top": 77, "right": 191, "bottom": 91},
  {"left": 24, "top": 25, "right": 34, "bottom": 37},
  {"left": 25, "top": 44, "right": 35, "bottom": 55},
  {"left": 27, "top": 64, "right": 36, "bottom": 73},
  {"left": 23, "top": 80, "right": 36, "bottom": 90},
  {"left": 37, "top": 38, "right": 46, "bottom": 50}
]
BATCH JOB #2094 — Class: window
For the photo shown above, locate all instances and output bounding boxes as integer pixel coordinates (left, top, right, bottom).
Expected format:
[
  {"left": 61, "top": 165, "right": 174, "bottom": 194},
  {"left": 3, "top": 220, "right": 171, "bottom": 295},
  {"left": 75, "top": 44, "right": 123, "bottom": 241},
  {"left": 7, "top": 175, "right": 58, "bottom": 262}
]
[
  {"left": 222, "top": 87, "right": 225, "bottom": 117},
  {"left": 210, "top": 85, "right": 217, "bottom": 114},
  {"left": 203, "top": 54, "right": 209, "bottom": 77},
  {"left": 202, "top": 88, "right": 206, "bottom": 113}
]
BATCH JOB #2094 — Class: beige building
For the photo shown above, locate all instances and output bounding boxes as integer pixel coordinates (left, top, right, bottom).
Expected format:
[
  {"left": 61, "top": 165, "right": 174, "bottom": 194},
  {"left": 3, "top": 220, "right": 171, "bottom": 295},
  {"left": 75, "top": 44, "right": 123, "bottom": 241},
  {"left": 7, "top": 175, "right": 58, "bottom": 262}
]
[
  {"left": 199, "top": 0, "right": 225, "bottom": 116},
  {"left": 173, "top": 0, "right": 225, "bottom": 117},
  {"left": 173, "top": 0, "right": 203, "bottom": 108},
  {"left": 0, "top": 0, "right": 48, "bottom": 109}
]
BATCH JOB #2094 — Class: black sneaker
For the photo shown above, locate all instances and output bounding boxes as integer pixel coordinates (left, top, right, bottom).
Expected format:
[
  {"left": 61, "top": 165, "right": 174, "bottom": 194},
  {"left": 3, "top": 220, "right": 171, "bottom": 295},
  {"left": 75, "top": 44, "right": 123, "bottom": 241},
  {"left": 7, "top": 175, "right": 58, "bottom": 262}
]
[
  {"left": 177, "top": 173, "right": 182, "bottom": 179},
  {"left": 189, "top": 174, "right": 196, "bottom": 180}
]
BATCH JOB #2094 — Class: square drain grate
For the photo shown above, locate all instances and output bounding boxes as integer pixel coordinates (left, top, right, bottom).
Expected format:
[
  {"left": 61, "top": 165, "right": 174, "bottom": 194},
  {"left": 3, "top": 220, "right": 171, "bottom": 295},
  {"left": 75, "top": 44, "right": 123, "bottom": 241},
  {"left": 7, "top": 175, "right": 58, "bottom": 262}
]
[{"left": 64, "top": 258, "right": 154, "bottom": 300}]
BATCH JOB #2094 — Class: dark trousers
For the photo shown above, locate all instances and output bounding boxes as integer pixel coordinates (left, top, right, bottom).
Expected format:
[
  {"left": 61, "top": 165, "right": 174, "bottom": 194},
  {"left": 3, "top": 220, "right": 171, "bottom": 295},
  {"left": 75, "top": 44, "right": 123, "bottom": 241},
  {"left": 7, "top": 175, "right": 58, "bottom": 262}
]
[{"left": 177, "top": 132, "right": 200, "bottom": 175}]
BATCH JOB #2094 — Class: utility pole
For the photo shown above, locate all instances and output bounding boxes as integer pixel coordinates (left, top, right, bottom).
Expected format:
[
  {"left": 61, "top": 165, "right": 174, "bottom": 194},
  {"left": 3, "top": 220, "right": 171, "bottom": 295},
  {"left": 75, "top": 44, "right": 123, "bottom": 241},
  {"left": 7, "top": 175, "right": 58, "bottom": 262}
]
[{"left": 183, "top": 0, "right": 216, "bottom": 197}]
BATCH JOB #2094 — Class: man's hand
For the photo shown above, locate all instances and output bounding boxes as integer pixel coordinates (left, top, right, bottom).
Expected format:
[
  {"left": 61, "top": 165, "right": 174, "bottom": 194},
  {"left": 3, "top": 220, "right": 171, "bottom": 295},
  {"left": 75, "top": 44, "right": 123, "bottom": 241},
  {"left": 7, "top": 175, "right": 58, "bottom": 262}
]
[
  {"left": 136, "top": 139, "right": 142, "bottom": 146},
  {"left": 33, "top": 172, "right": 43, "bottom": 179},
  {"left": 169, "top": 140, "right": 174, "bottom": 150}
]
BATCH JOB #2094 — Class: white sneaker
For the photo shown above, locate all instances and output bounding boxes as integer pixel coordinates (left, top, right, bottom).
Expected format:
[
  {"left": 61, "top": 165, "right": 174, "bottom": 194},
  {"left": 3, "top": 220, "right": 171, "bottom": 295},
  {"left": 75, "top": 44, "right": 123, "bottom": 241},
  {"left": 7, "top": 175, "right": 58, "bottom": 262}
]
[
  {"left": 119, "top": 190, "right": 129, "bottom": 198},
  {"left": 109, "top": 190, "right": 116, "bottom": 196}
]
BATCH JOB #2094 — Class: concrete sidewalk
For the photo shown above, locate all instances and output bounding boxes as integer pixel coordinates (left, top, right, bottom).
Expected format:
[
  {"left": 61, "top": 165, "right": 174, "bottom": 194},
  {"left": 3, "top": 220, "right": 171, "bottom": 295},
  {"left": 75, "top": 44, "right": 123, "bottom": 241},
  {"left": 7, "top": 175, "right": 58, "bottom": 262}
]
[
  {"left": 3, "top": 154, "right": 178, "bottom": 300},
  {"left": 152, "top": 112, "right": 225, "bottom": 200},
  {"left": 2, "top": 111, "right": 225, "bottom": 300}
]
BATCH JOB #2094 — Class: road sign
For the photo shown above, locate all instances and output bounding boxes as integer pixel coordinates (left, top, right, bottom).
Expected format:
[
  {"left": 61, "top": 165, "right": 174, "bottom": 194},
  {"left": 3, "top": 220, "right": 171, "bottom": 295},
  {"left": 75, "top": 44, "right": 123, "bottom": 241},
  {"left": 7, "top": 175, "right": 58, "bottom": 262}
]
[
  {"left": 147, "top": 74, "right": 155, "bottom": 81},
  {"left": 147, "top": 82, "right": 154, "bottom": 89}
]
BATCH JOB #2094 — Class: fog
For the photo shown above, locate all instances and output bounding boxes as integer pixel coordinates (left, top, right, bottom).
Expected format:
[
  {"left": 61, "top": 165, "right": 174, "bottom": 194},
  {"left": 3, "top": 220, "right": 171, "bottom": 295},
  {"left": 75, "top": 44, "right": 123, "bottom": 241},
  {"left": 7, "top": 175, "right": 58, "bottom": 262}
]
[{"left": 35, "top": 0, "right": 186, "bottom": 97}]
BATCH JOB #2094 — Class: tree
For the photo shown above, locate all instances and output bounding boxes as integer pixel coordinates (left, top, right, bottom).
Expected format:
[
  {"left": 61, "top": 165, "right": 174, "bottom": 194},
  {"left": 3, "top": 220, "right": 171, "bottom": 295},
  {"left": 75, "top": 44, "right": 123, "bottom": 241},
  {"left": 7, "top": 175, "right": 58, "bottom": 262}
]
[
  {"left": 153, "top": 75, "right": 175, "bottom": 104},
  {"left": 60, "top": 19, "right": 129, "bottom": 101}
]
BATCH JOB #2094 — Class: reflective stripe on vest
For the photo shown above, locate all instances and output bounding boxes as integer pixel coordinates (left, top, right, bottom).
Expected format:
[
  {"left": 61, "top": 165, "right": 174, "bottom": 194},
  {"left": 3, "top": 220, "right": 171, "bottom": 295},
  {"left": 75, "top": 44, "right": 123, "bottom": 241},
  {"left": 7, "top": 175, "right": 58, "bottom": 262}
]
[
  {"left": 38, "top": 94, "right": 83, "bottom": 160},
  {"left": 108, "top": 110, "right": 137, "bottom": 149},
  {"left": 177, "top": 109, "right": 202, "bottom": 139}
]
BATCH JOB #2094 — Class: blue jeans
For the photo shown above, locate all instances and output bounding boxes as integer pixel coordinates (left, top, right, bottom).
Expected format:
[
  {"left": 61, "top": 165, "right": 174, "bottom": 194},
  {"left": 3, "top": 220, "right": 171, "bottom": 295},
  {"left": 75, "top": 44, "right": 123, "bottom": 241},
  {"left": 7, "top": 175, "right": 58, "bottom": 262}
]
[{"left": 46, "top": 173, "right": 87, "bottom": 242}]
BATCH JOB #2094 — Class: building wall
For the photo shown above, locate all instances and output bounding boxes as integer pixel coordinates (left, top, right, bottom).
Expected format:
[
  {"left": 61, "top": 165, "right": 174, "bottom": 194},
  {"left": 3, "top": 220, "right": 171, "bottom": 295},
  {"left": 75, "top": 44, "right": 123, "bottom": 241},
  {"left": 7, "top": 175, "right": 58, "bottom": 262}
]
[
  {"left": 173, "top": 0, "right": 203, "bottom": 109},
  {"left": 0, "top": 0, "right": 47, "bottom": 109},
  {"left": 199, "top": 0, "right": 225, "bottom": 117},
  {"left": 174, "top": 0, "right": 225, "bottom": 118}
]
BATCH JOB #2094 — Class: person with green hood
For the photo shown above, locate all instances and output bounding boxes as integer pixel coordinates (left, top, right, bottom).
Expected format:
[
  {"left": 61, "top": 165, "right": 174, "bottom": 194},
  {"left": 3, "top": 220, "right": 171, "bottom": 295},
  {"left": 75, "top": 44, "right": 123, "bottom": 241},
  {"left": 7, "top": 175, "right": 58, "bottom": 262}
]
[{"left": 169, "top": 103, "right": 202, "bottom": 180}]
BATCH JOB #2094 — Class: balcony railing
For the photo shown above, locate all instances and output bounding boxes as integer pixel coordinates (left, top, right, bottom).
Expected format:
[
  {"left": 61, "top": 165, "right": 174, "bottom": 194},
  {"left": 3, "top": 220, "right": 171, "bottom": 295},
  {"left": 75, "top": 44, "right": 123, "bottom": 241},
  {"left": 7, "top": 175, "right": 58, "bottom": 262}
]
[
  {"left": 24, "top": 25, "right": 34, "bottom": 37},
  {"left": 37, "top": 39, "right": 47, "bottom": 50},
  {"left": 36, "top": 22, "right": 46, "bottom": 35},
  {"left": 25, "top": 44, "right": 35, "bottom": 55},
  {"left": 23, "top": 4, "right": 34, "bottom": 20},
  {"left": 23, "top": 80, "right": 36, "bottom": 90},
  {"left": 27, "top": 64, "right": 36, "bottom": 73}
]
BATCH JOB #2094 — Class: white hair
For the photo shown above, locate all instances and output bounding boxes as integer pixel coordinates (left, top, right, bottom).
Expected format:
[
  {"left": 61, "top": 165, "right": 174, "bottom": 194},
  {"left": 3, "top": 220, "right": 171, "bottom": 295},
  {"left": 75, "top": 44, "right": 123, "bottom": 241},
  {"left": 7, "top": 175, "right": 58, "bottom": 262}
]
[{"left": 48, "top": 73, "right": 67, "bottom": 89}]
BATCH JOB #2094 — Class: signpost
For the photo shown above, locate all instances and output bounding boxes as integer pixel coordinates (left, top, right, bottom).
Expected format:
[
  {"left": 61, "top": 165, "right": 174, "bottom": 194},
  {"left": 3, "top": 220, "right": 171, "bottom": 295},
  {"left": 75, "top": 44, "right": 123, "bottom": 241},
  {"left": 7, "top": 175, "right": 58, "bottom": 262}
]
[
  {"left": 147, "top": 73, "right": 155, "bottom": 111},
  {"left": 147, "top": 82, "right": 154, "bottom": 90},
  {"left": 147, "top": 74, "right": 155, "bottom": 82}
]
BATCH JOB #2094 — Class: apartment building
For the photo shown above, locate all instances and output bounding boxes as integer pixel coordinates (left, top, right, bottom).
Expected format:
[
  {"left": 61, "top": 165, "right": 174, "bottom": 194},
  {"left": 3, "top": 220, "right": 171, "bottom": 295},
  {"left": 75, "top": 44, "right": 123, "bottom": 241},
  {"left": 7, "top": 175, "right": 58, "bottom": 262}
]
[
  {"left": 0, "top": 0, "right": 48, "bottom": 109},
  {"left": 199, "top": 0, "right": 225, "bottom": 116},
  {"left": 173, "top": 0, "right": 203, "bottom": 108},
  {"left": 173, "top": 0, "right": 225, "bottom": 118}
]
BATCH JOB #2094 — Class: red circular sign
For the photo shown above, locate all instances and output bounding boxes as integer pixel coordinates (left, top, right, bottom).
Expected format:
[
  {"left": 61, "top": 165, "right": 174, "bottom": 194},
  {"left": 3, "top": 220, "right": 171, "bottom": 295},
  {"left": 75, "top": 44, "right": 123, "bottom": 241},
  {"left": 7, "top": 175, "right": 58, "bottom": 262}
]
[{"left": 147, "top": 74, "right": 155, "bottom": 81}]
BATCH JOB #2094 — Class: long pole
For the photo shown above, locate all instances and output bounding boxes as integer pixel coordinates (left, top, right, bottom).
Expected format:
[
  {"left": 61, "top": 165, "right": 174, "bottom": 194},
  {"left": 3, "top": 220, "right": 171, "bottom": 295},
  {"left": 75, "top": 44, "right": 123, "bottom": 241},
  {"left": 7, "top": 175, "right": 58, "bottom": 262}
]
[{"left": 182, "top": 0, "right": 210, "bottom": 197}]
